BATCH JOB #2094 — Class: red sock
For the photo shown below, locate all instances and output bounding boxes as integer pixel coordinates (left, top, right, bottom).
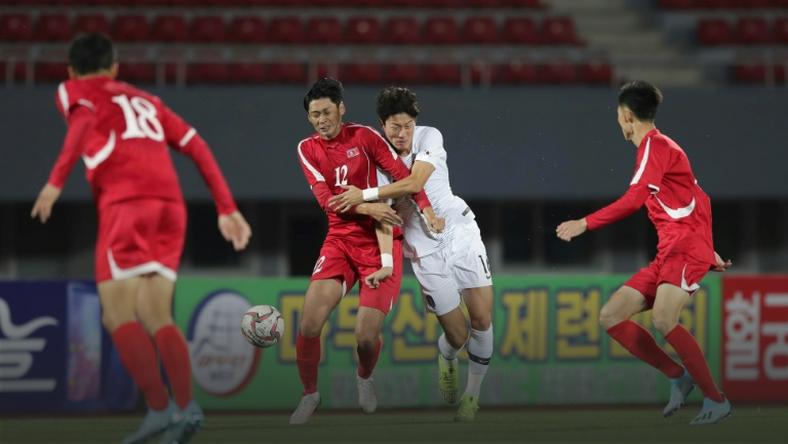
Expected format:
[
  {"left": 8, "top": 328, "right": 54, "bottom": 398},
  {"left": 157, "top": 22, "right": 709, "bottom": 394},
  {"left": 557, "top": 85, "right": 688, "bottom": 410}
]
[
  {"left": 664, "top": 325, "right": 724, "bottom": 402},
  {"left": 111, "top": 322, "right": 169, "bottom": 410},
  {"left": 154, "top": 325, "right": 193, "bottom": 409},
  {"left": 357, "top": 338, "right": 382, "bottom": 379},
  {"left": 607, "top": 320, "right": 684, "bottom": 379},
  {"left": 296, "top": 334, "right": 321, "bottom": 395}
]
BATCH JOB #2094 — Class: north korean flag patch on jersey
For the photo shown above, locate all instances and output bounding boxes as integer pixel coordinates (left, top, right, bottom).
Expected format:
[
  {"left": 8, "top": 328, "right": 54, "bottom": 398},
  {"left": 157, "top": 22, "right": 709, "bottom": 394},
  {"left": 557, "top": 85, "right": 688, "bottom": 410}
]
[{"left": 346, "top": 147, "right": 360, "bottom": 158}]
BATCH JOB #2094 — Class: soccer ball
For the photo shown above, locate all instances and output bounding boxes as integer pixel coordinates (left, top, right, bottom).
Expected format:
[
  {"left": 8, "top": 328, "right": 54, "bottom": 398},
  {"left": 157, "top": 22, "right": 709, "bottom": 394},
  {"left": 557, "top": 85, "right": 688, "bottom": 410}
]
[{"left": 240, "top": 305, "right": 284, "bottom": 348}]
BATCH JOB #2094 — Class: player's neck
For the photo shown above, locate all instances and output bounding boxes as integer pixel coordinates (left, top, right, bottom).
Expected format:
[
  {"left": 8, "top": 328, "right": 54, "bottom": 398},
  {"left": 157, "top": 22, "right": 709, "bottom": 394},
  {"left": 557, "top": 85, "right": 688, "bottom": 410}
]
[
  {"left": 74, "top": 70, "right": 114, "bottom": 80},
  {"left": 631, "top": 123, "right": 656, "bottom": 147}
]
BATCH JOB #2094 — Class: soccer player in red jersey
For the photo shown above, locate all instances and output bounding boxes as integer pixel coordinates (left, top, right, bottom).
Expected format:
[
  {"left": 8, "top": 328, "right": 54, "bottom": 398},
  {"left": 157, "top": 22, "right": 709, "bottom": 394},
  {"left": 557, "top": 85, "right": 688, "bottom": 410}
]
[
  {"left": 291, "top": 78, "right": 442, "bottom": 424},
  {"left": 556, "top": 81, "right": 732, "bottom": 425},
  {"left": 30, "top": 34, "right": 251, "bottom": 443}
]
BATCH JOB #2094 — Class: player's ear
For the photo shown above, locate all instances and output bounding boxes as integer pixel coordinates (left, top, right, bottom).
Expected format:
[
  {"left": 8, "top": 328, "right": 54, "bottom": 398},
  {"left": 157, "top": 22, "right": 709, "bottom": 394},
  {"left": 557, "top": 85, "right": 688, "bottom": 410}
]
[
  {"left": 109, "top": 63, "right": 119, "bottom": 79},
  {"left": 338, "top": 101, "right": 346, "bottom": 117}
]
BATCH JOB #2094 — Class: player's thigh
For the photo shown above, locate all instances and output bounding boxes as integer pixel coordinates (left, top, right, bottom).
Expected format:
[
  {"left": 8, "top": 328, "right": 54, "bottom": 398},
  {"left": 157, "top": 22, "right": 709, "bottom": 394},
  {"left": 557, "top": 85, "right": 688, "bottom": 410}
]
[
  {"left": 451, "top": 224, "right": 493, "bottom": 292},
  {"left": 652, "top": 255, "right": 706, "bottom": 334},
  {"left": 357, "top": 240, "right": 403, "bottom": 315},
  {"left": 436, "top": 307, "right": 469, "bottom": 349},
  {"left": 412, "top": 249, "right": 461, "bottom": 317},
  {"left": 462, "top": 285, "right": 493, "bottom": 331},
  {"left": 301, "top": 279, "right": 343, "bottom": 336},
  {"left": 355, "top": 306, "right": 386, "bottom": 346},
  {"left": 599, "top": 285, "right": 649, "bottom": 329},
  {"left": 652, "top": 284, "right": 691, "bottom": 335},
  {"left": 98, "top": 277, "right": 143, "bottom": 332},
  {"left": 311, "top": 238, "right": 357, "bottom": 295},
  {"left": 136, "top": 274, "right": 176, "bottom": 335},
  {"left": 152, "top": 200, "right": 187, "bottom": 278}
]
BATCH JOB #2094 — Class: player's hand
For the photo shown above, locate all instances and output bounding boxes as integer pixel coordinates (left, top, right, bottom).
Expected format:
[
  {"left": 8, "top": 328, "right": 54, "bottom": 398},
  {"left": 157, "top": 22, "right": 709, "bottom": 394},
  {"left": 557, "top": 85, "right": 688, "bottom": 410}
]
[
  {"left": 30, "top": 183, "right": 62, "bottom": 224},
  {"left": 713, "top": 251, "right": 732, "bottom": 272},
  {"left": 421, "top": 207, "right": 445, "bottom": 234},
  {"left": 361, "top": 203, "right": 403, "bottom": 226},
  {"left": 556, "top": 218, "right": 587, "bottom": 242},
  {"left": 364, "top": 266, "right": 393, "bottom": 289},
  {"left": 218, "top": 210, "right": 252, "bottom": 251},
  {"left": 328, "top": 185, "right": 363, "bottom": 213}
]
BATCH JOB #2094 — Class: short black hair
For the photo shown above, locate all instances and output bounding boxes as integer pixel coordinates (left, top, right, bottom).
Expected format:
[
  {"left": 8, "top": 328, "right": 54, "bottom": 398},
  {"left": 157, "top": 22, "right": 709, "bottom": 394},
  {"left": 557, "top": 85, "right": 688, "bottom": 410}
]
[
  {"left": 618, "top": 80, "right": 663, "bottom": 121},
  {"left": 68, "top": 33, "right": 116, "bottom": 75},
  {"left": 303, "top": 77, "right": 344, "bottom": 111},
  {"left": 376, "top": 86, "right": 420, "bottom": 123}
]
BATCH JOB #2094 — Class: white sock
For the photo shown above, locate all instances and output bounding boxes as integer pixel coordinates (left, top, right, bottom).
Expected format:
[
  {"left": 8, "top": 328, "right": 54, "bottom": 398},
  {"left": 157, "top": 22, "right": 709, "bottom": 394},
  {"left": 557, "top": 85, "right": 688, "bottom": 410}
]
[
  {"left": 465, "top": 324, "right": 493, "bottom": 398},
  {"left": 438, "top": 333, "right": 460, "bottom": 360}
]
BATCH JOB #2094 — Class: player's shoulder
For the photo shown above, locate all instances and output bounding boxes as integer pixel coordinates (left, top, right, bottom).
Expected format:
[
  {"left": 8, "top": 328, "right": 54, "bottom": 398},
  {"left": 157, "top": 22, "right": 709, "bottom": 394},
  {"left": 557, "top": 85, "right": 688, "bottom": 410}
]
[
  {"left": 345, "top": 122, "right": 386, "bottom": 140},
  {"left": 113, "top": 80, "right": 163, "bottom": 105},
  {"left": 649, "top": 130, "right": 685, "bottom": 157},
  {"left": 297, "top": 134, "right": 321, "bottom": 151},
  {"left": 415, "top": 125, "right": 443, "bottom": 141}
]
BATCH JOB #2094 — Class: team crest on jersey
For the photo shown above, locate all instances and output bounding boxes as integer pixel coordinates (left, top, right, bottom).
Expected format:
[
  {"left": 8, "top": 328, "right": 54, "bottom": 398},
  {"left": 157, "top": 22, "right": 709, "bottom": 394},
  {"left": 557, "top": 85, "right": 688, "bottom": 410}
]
[{"left": 346, "top": 147, "right": 360, "bottom": 158}]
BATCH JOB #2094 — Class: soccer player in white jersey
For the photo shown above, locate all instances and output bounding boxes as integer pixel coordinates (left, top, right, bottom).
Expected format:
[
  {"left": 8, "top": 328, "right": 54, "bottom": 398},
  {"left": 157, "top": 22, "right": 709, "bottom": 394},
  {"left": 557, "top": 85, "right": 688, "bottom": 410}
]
[{"left": 330, "top": 87, "right": 493, "bottom": 421}]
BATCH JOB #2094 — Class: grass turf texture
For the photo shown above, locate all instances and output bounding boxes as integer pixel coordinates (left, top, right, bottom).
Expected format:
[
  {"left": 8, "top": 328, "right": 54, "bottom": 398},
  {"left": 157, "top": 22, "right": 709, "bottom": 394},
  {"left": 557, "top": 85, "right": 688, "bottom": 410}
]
[{"left": 1, "top": 406, "right": 786, "bottom": 443}]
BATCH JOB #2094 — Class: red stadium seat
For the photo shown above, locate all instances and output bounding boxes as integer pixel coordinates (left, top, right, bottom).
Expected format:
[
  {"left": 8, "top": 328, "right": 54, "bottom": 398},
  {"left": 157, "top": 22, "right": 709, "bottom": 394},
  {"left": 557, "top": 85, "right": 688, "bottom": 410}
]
[
  {"left": 463, "top": 17, "right": 499, "bottom": 44},
  {"left": 539, "top": 61, "right": 578, "bottom": 83},
  {"left": 775, "top": 18, "right": 788, "bottom": 44},
  {"left": 119, "top": 62, "right": 156, "bottom": 84},
  {"left": 0, "top": 14, "right": 33, "bottom": 41},
  {"left": 73, "top": 15, "right": 110, "bottom": 35},
  {"left": 228, "top": 17, "right": 267, "bottom": 43},
  {"left": 265, "top": 62, "right": 306, "bottom": 83},
  {"left": 152, "top": 15, "right": 189, "bottom": 42},
  {"left": 423, "top": 63, "right": 461, "bottom": 84},
  {"left": 190, "top": 16, "right": 227, "bottom": 43},
  {"left": 113, "top": 15, "right": 150, "bottom": 42},
  {"left": 732, "top": 63, "right": 767, "bottom": 83},
  {"left": 502, "top": 18, "right": 540, "bottom": 45},
  {"left": 305, "top": 17, "right": 343, "bottom": 44},
  {"left": 541, "top": 17, "right": 580, "bottom": 45},
  {"left": 228, "top": 62, "right": 267, "bottom": 83},
  {"left": 384, "top": 17, "right": 421, "bottom": 45},
  {"left": 339, "top": 63, "right": 383, "bottom": 84},
  {"left": 423, "top": 17, "right": 461, "bottom": 45},
  {"left": 774, "top": 63, "right": 786, "bottom": 84},
  {"left": 35, "top": 14, "right": 71, "bottom": 42},
  {"left": 577, "top": 60, "right": 613, "bottom": 85},
  {"left": 659, "top": 0, "right": 695, "bottom": 8},
  {"left": 697, "top": 18, "right": 734, "bottom": 45},
  {"left": 268, "top": 17, "right": 304, "bottom": 44},
  {"left": 492, "top": 60, "right": 538, "bottom": 84},
  {"left": 345, "top": 17, "right": 381, "bottom": 44},
  {"left": 34, "top": 61, "right": 68, "bottom": 83},
  {"left": 187, "top": 63, "right": 230, "bottom": 84},
  {"left": 383, "top": 63, "right": 422, "bottom": 83},
  {"left": 736, "top": 17, "right": 772, "bottom": 45}
]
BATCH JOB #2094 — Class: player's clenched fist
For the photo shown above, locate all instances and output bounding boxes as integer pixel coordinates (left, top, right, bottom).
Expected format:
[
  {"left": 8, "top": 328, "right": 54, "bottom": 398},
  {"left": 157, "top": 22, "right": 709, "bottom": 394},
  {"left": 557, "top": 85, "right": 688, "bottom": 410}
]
[
  {"left": 556, "top": 218, "right": 587, "bottom": 242},
  {"left": 218, "top": 211, "right": 252, "bottom": 251}
]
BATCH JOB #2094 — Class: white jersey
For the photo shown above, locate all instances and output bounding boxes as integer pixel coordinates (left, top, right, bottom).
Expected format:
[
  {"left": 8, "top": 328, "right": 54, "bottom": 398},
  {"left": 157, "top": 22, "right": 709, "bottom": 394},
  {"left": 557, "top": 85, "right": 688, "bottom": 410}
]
[{"left": 378, "top": 126, "right": 474, "bottom": 259}]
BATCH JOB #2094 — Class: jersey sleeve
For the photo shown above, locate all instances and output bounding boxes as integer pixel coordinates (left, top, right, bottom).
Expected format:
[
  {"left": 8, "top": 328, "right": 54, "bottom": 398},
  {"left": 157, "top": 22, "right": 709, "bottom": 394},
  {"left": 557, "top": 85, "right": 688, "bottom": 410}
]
[
  {"left": 160, "top": 105, "right": 238, "bottom": 215},
  {"left": 297, "top": 139, "right": 334, "bottom": 213},
  {"left": 47, "top": 106, "right": 95, "bottom": 188},
  {"left": 585, "top": 138, "right": 669, "bottom": 230},
  {"left": 55, "top": 81, "right": 96, "bottom": 119},
  {"left": 362, "top": 126, "right": 432, "bottom": 211},
  {"left": 413, "top": 127, "right": 447, "bottom": 168}
]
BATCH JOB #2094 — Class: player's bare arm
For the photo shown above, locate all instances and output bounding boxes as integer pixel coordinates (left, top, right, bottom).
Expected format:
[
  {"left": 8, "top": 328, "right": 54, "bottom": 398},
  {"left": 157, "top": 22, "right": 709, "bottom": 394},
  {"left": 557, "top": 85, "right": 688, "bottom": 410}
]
[
  {"left": 329, "top": 160, "right": 435, "bottom": 210},
  {"left": 556, "top": 218, "right": 588, "bottom": 242},
  {"left": 366, "top": 223, "right": 394, "bottom": 289},
  {"left": 31, "top": 183, "right": 62, "bottom": 224},
  {"left": 355, "top": 202, "right": 404, "bottom": 226}
]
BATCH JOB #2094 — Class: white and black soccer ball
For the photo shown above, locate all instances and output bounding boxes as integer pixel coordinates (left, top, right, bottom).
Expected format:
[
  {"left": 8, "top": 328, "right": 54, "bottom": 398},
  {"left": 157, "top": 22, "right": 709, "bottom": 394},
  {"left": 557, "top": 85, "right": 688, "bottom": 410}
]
[{"left": 240, "top": 305, "right": 284, "bottom": 348}]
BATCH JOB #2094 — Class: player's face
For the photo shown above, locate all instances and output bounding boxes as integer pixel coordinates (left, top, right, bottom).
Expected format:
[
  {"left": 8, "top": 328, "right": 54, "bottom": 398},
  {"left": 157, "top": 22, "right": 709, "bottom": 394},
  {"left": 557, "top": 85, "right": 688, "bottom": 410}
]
[
  {"left": 382, "top": 113, "right": 416, "bottom": 153},
  {"left": 617, "top": 106, "right": 635, "bottom": 142},
  {"left": 307, "top": 98, "right": 345, "bottom": 140}
]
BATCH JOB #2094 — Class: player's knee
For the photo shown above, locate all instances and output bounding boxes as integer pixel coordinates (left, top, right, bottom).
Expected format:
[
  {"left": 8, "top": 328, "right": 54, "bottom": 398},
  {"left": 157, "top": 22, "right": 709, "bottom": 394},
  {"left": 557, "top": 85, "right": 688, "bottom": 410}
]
[
  {"left": 355, "top": 335, "right": 377, "bottom": 352},
  {"left": 299, "top": 318, "right": 323, "bottom": 337},
  {"left": 445, "top": 327, "right": 468, "bottom": 349},
  {"left": 470, "top": 314, "right": 491, "bottom": 332},
  {"left": 599, "top": 305, "right": 622, "bottom": 330},
  {"left": 652, "top": 313, "right": 676, "bottom": 336}
]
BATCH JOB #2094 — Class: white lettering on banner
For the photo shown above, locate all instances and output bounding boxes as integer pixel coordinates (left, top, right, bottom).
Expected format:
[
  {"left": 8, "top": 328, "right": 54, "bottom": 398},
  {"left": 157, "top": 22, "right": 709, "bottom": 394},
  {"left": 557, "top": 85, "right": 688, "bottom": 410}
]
[
  {"left": 0, "top": 298, "right": 58, "bottom": 392},
  {"left": 724, "top": 291, "right": 760, "bottom": 381},
  {"left": 762, "top": 293, "right": 788, "bottom": 380}
]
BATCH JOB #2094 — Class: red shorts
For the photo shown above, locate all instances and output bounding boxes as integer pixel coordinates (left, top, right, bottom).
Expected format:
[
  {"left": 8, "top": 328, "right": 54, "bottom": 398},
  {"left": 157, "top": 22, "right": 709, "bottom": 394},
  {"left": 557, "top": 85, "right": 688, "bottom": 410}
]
[
  {"left": 311, "top": 236, "right": 403, "bottom": 314},
  {"left": 95, "top": 199, "right": 186, "bottom": 283},
  {"left": 624, "top": 253, "right": 710, "bottom": 308}
]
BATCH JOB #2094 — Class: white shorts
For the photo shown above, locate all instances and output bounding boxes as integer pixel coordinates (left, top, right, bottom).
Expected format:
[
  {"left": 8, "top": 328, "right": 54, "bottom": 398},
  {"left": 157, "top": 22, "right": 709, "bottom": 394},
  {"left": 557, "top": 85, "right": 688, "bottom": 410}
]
[{"left": 410, "top": 222, "right": 493, "bottom": 316}]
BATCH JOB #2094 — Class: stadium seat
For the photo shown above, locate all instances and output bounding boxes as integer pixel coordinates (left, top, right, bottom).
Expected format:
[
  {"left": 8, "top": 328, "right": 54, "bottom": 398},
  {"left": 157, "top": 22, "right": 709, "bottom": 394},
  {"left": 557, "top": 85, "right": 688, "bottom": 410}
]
[
  {"left": 265, "top": 62, "right": 306, "bottom": 83},
  {"left": 502, "top": 18, "right": 540, "bottom": 45},
  {"left": 539, "top": 61, "right": 578, "bottom": 83},
  {"left": 423, "top": 63, "right": 461, "bottom": 84},
  {"left": 228, "top": 17, "right": 267, "bottom": 43},
  {"left": 187, "top": 63, "right": 230, "bottom": 84},
  {"left": 339, "top": 63, "right": 383, "bottom": 84},
  {"left": 541, "top": 17, "right": 579, "bottom": 45},
  {"left": 384, "top": 17, "right": 421, "bottom": 45},
  {"left": 345, "top": 17, "right": 381, "bottom": 44},
  {"left": 113, "top": 15, "right": 150, "bottom": 42},
  {"left": 775, "top": 18, "right": 788, "bottom": 44},
  {"left": 228, "top": 62, "right": 266, "bottom": 83},
  {"left": 736, "top": 17, "right": 772, "bottom": 45},
  {"left": 0, "top": 14, "right": 33, "bottom": 42},
  {"left": 152, "top": 15, "right": 189, "bottom": 42},
  {"left": 383, "top": 63, "right": 422, "bottom": 83},
  {"left": 732, "top": 63, "right": 767, "bottom": 83},
  {"left": 34, "top": 62, "right": 68, "bottom": 83},
  {"left": 697, "top": 18, "right": 734, "bottom": 45},
  {"left": 35, "top": 14, "right": 71, "bottom": 42},
  {"left": 492, "top": 60, "right": 539, "bottom": 84},
  {"left": 463, "top": 17, "right": 499, "bottom": 44},
  {"left": 119, "top": 62, "right": 156, "bottom": 84},
  {"left": 268, "top": 17, "right": 304, "bottom": 44},
  {"left": 73, "top": 15, "right": 110, "bottom": 35},
  {"left": 659, "top": 0, "right": 694, "bottom": 8},
  {"left": 190, "top": 16, "right": 227, "bottom": 43},
  {"left": 305, "top": 17, "right": 343, "bottom": 44},
  {"left": 577, "top": 61, "right": 613, "bottom": 85},
  {"left": 423, "top": 17, "right": 461, "bottom": 45}
]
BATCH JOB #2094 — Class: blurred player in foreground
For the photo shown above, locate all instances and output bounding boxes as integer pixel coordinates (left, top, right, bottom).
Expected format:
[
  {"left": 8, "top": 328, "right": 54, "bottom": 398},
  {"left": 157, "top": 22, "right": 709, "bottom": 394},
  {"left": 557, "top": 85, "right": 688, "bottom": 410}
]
[
  {"left": 556, "top": 80, "right": 732, "bottom": 425},
  {"left": 31, "top": 33, "right": 251, "bottom": 443}
]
